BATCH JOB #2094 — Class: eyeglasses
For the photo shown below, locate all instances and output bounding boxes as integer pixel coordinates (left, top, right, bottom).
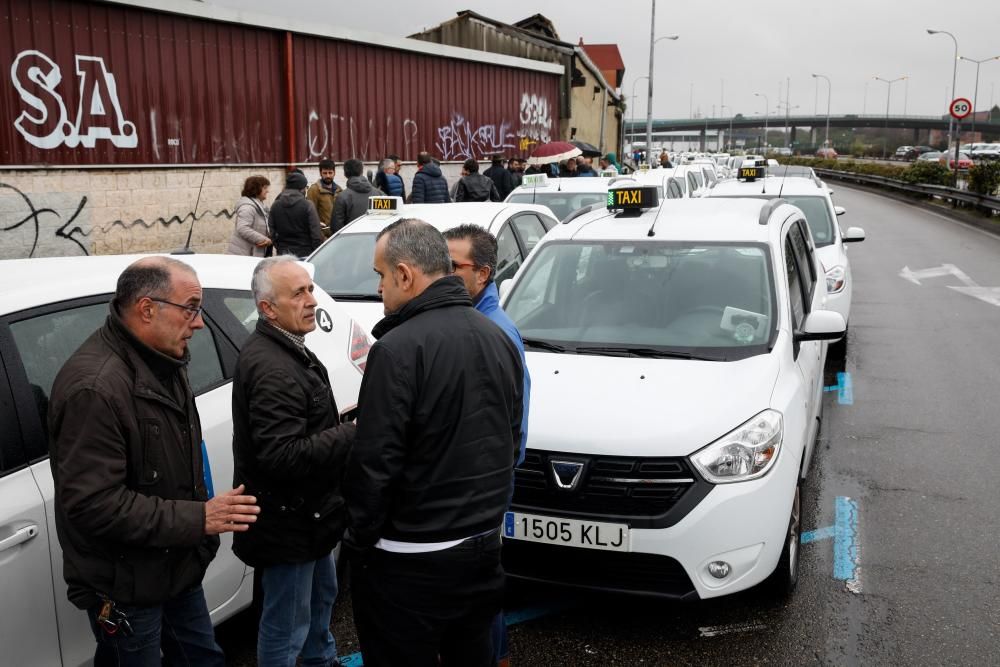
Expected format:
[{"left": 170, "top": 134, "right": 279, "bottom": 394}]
[
  {"left": 451, "top": 260, "right": 477, "bottom": 271},
  {"left": 149, "top": 298, "right": 204, "bottom": 321}
]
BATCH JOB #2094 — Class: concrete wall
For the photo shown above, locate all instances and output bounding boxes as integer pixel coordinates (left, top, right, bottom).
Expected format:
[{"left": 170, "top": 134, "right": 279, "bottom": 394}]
[
  {"left": 0, "top": 162, "right": 465, "bottom": 260},
  {"left": 563, "top": 64, "right": 620, "bottom": 156}
]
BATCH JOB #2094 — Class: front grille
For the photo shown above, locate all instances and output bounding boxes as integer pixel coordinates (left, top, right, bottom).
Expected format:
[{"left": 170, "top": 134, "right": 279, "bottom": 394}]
[
  {"left": 503, "top": 539, "right": 697, "bottom": 599},
  {"left": 513, "top": 449, "right": 712, "bottom": 528}
]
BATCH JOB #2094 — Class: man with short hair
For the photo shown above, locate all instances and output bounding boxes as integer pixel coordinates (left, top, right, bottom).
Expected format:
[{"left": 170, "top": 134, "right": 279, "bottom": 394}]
[
  {"left": 483, "top": 154, "right": 515, "bottom": 199},
  {"left": 410, "top": 151, "right": 450, "bottom": 203},
  {"left": 332, "top": 158, "right": 384, "bottom": 234},
  {"left": 307, "top": 158, "right": 342, "bottom": 237},
  {"left": 455, "top": 158, "right": 501, "bottom": 202},
  {"left": 270, "top": 171, "right": 325, "bottom": 257},
  {"left": 374, "top": 155, "right": 406, "bottom": 200},
  {"left": 232, "top": 256, "right": 355, "bottom": 667},
  {"left": 507, "top": 157, "right": 524, "bottom": 189},
  {"left": 49, "top": 256, "right": 261, "bottom": 667},
  {"left": 443, "top": 224, "right": 531, "bottom": 667},
  {"left": 345, "top": 219, "right": 523, "bottom": 666}
]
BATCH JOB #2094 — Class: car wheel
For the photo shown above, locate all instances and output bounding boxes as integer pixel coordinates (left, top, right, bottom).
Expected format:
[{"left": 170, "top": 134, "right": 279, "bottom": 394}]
[{"left": 765, "top": 483, "right": 801, "bottom": 597}]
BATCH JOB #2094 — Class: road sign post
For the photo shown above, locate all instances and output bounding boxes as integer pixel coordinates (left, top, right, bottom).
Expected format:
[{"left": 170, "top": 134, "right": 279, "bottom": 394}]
[{"left": 949, "top": 98, "right": 972, "bottom": 185}]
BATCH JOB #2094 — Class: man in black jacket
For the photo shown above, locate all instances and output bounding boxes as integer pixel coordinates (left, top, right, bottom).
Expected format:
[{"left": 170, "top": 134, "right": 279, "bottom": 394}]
[
  {"left": 232, "top": 256, "right": 356, "bottom": 667},
  {"left": 269, "top": 171, "right": 325, "bottom": 257},
  {"left": 483, "top": 154, "right": 515, "bottom": 199},
  {"left": 344, "top": 219, "right": 523, "bottom": 667},
  {"left": 410, "top": 151, "right": 450, "bottom": 203},
  {"left": 455, "top": 158, "right": 501, "bottom": 202},
  {"left": 331, "top": 158, "right": 384, "bottom": 234},
  {"left": 48, "top": 257, "right": 260, "bottom": 666}
]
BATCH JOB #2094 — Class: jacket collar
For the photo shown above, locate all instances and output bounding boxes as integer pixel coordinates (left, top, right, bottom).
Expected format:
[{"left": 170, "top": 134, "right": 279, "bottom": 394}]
[
  {"left": 372, "top": 275, "right": 472, "bottom": 339},
  {"left": 104, "top": 303, "right": 188, "bottom": 410},
  {"left": 254, "top": 318, "right": 313, "bottom": 362},
  {"left": 473, "top": 281, "right": 499, "bottom": 314}
]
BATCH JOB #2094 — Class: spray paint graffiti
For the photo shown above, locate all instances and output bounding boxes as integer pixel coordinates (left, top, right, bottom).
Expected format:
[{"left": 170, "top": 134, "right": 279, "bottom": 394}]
[
  {"left": 518, "top": 93, "right": 552, "bottom": 144},
  {"left": 1, "top": 182, "right": 89, "bottom": 257},
  {"left": 306, "top": 112, "right": 419, "bottom": 161},
  {"left": 10, "top": 49, "right": 137, "bottom": 150},
  {"left": 435, "top": 114, "right": 516, "bottom": 161}
]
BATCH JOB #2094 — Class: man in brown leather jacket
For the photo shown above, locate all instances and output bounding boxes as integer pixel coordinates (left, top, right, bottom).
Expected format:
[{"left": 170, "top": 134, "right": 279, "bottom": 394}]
[{"left": 48, "top": 256, "right": 260, "bottom": 667}]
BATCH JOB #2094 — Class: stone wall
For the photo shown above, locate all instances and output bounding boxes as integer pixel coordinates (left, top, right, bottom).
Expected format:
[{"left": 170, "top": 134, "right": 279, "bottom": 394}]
[{"left": 0, "top": 162, "right": 466, "bottom": 260}]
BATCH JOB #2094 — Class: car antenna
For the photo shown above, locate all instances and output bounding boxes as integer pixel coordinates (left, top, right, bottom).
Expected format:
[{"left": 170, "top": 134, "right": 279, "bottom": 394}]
[
  {"left": 173, "top": 170, "right": 206, "bottom": 255},
  {"left": 645, "top": 202, "right": 665, "bottom": 237},
  {"left": 777, "top": 165, "right": 790, "bottom": 198}
]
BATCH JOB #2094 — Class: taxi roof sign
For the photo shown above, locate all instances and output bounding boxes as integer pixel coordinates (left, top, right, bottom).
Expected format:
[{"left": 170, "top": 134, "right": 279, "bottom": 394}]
[
  {"left": 606, "top": 185, "right": 659, "bottom": 212},
  {"left": 368, "top": 196, "right": 402, "bottom": 214},
  {"left": 521, "top": 173, "right": 549, "bottom": 188},
  {"left": 599, "top": 169, "right": 618, "bottom": 178},
  {"left": 737, "top": 159, "right": 766, "bottom": 182}
]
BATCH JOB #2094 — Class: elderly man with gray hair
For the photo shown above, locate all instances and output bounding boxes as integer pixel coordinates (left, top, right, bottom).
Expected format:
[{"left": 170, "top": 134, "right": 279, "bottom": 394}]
[
  {"left": 344, "top": 219, "right": 524, "bottom": 666},
  {"left": 231, "top": 255, "right": 355, "bottom": 667}
]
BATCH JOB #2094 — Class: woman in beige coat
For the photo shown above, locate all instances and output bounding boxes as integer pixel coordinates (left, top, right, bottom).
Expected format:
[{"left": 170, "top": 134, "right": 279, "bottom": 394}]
[{"left": 226, "top": 176, "right": 272, "bottom": 256}]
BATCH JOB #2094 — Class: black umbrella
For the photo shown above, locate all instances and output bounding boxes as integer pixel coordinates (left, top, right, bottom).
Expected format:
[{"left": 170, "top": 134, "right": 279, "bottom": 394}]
[{"left": 571, "top": 140, "right": 602, "bottom": 158}]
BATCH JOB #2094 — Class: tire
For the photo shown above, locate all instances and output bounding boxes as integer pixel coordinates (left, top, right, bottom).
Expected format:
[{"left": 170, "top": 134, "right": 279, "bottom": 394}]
[{"left": 765, "top": 483, "right": 801, "bottom": 597}]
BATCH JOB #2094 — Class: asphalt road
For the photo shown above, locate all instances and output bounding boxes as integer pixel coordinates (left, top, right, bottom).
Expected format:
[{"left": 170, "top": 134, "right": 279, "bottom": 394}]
[{"left": 218, "top": 185, "right": 1000, "bottom": 665}]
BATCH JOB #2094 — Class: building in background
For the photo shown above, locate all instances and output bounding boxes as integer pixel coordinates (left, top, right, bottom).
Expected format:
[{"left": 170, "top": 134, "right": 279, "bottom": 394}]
[
  {"left": 0, "top": 0, "right": 560, "bottom": 259},
  {"left": 410, "top": 11, "right": 624, "bottom": 158}
]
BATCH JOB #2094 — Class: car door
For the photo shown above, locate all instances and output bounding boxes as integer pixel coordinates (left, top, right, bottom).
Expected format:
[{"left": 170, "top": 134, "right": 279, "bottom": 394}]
[
  {"left": 784, "top": 221, "right": 824, "bottom": 448},
  {"left": 2, "top": 296, "right": 244, "bottom": 666},
  {"left": 0, "top": 350, "right": 62, "bottom": 667},
  {"left": 494, "top": 222, "right": 525, "bottom": 286}
]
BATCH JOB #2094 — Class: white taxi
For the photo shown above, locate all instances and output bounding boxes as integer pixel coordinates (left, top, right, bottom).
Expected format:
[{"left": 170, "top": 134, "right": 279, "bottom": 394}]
[
  {"left": 499, "top": 184, "right": 845, "bottom": 600},
  {"left": 705, "top": 160, "right": 864, "bottom": 354},
  {"left": 0, "top": 253, "right": 368, "bottom": 667},
  {"left": 308, "top": 197, "right": 557, "bottom": 332}
]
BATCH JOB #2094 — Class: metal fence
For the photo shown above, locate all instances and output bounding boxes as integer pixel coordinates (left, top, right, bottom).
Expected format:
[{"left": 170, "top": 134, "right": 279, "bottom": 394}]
[{"left": 814, "top": 168, "right": 1000, "bottom": 216}]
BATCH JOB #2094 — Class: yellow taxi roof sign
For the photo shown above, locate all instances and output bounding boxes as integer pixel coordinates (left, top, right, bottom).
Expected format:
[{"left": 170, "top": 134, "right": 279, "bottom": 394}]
[{"left": 368, "top": 196, "right": 403, "bottom": 214}]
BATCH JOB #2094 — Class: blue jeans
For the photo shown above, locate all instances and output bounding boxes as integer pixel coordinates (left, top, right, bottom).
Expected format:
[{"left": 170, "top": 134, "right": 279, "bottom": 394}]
[
  {"left": 258, "top": 552, "right": 339, "bottom": 667},
  {"left": 85, "top": 585, "right": 224, "bottom": 667}
]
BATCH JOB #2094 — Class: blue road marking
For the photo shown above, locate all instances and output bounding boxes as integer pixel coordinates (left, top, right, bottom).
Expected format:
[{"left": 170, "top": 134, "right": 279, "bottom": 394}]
[
  {"left": 837, "top": 372, "right": 853, "bottom": 405},
  {"left": 800, "top": 525, "right": 835, "bottom": 544},
  {"left": 340, "top": 652, "right": 364, "bottom": 666},
  {"left": 834, "top": 496, "right": 860, "bottom": 582}
]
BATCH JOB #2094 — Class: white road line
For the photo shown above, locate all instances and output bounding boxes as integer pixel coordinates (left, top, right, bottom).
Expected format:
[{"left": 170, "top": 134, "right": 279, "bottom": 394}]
[{"left": 698, "top": 622, "right": 768, "bottom": 638}]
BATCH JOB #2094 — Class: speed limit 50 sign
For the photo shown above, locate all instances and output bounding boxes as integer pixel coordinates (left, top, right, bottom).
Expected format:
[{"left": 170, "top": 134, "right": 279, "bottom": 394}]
[{"left": 950, "top": 98, "right": 972, "bottom": 120}]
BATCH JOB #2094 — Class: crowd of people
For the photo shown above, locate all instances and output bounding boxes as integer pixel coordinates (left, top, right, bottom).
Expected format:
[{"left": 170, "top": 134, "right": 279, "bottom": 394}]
[{"left": 49, "top": 194, "right": 530, "bottom": 665}]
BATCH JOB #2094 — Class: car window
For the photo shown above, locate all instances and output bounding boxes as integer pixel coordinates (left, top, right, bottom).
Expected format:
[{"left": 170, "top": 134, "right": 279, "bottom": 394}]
[
  {"left": 495, "top": 224, "right": 523, "bottom": 284},
  {"left": 506, "top": 192, "right": 607, "bottom": 221},
  {"left": 687, "top": 172, "right": 699, "bottom": 193},
  {"left": 788, "top": 222, "right": 816, "bottom": 300},
  {"left": 8, "top": 300, "right": 225, "bottom": 455},
  {"left": 311, "top": 232, "right": 381, "bottom": 299},
  {"left": 782, "top": 195, "right": 835, "bottom": 247},
  {"left": 223, "top": 295, "right": 260, "bottom": 335},
  {"left": 666, "top": 178, "right": 684, "bottom": 199},
  {"left": 511, "top": 214, "right": 548, "bottom": 253},
  {"left": 0, "top": 355, "right": 26, "bottom": 475},
  {"left": 784, "top": 237, "right": 806, "bottom": 330}
]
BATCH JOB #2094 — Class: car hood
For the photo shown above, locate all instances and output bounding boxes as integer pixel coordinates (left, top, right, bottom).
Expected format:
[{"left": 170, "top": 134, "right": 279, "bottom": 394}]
[{"left": 525, "top": 351, "right": 780, "bottom": 457}]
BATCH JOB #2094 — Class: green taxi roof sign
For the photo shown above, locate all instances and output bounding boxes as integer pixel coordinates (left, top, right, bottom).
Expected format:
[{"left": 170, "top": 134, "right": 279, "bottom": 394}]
[
  {"left": 606, "top": 185, "right": 659, "bottom": 212},
  {"left": 521, "top": 173, "right": 549, "bottom": 188},
  {"left": 368, "top": 196, "right": 402, "bottom": 214}
]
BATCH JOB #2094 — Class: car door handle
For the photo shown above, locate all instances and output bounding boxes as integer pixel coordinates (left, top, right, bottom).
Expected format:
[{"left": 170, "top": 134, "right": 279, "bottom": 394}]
[{"left": 0, "top": 525, "right": 39, "bottom": 553}]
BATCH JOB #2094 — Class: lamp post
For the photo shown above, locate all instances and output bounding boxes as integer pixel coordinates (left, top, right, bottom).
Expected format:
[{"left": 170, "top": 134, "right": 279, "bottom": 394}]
[
  {"left": 645, "top": 0, "right": 679, "bottom": 165},
  {"left": 927, "top": 29, "right": 959, "bottom": 154},
  {"left": 958, "top": 55, "right": 1000, "bottom": 138},
  {"left": 874, "top": 75, "right": 906, "bottom": 158},
  {"left": 754, "top": 92, "right": 769, "bottom": 149},
  {"left": 812, "top": 73, "right": 832, "bottom": 148},
  {"left": 776, "top": 100, "right": 799, "bottom": 149},
  {"left": 721, "top": 104, "right": 733, "bottom": 151},
  {"left": 629, "top": 75, "right": 649, "bottom": 154}
]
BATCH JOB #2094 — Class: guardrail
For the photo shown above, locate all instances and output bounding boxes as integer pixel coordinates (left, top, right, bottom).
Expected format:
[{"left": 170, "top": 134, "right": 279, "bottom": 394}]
[{"left": 813, "top": 168, "right": 1000, "bottom": 216}]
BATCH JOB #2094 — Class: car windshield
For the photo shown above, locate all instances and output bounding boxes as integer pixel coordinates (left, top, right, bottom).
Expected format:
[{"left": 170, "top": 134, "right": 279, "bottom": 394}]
[
  {"left": 715, "top": 193, "right": 836, "bottom": 247},
  {"left": 310, "top": 232, "right": 382, "bottom": 300},
  {"left": 505, "top": 241, "right": 775, "bottom": 361},
  {"left": 507, "top": 192, "right": 608, "bottom": 221}
]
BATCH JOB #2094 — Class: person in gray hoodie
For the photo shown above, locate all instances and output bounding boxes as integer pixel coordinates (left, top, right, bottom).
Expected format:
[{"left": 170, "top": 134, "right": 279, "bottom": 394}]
[
  {"left": 268, "top": 171, "right": 325, "bottom": 257},
  {"left": 331, "top": 159, "right": 384, "bottom": 234}
]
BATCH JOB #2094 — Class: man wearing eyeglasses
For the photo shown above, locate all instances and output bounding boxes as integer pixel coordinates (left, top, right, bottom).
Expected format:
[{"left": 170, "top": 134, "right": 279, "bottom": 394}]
[{"left": 48, "top": 256, "right": 261, "bottom": 666}]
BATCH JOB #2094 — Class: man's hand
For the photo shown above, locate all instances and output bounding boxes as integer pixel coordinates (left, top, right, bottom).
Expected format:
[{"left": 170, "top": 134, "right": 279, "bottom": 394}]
[{"left": 204, "top": 484, "right": 260, "bottom": 535}]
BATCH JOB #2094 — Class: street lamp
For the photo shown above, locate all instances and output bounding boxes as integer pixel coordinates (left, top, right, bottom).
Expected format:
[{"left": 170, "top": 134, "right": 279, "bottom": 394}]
[
  {"left": 629, "top": 75, "right": 649, "bottom": 153},
  {"left": 873, "top": 75, "right": 907, "bottom": 158},
  {"left": 754, "top": 92, "right": 769, "bottom": 149},
  {"left": 958, "top": 55, "right": 1000, "bottom": 138},
  {"left": 721, "top": 104, "right": 734, "bottom": 151},
  {"left": 812, "top": 73, "right": 832, "bottom": 148},
  {"left": 776, "top": 100, "right": 799, "bottom": 149},
  {"left": 927, "top": 29, "right": 959, "bottom": 154},
  {"left": 645, "top": 0, "right": 679, "bottom": 165}
]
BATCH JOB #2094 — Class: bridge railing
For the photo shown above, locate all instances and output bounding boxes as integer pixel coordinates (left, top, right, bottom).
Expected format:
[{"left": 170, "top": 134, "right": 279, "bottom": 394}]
[{"left": 814, "top": 168, "right": 1000, "bottom": 216}]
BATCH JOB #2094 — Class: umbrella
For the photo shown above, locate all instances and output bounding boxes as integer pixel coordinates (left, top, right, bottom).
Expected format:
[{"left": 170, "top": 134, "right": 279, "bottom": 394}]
[
  {"left": 526, "top": 141, "right": 582, "bottom": 165},
  {"left": 570, "top": 140, "right": 602, "bottom": 158}
]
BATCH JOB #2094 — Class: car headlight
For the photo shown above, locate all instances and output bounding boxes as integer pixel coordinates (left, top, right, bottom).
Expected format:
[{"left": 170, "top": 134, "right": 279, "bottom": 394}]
[
  {"left": 826, "top": 265, "right": 846, "bottom": 294},
  {"left": 690, "top": 410, "right": 783, "bottom": 484}
]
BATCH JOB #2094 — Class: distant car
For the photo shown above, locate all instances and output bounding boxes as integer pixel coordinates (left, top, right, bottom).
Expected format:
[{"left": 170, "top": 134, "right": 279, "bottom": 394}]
[
  {"left": 903, "top": 146, "right": 936, "bottom": 161},
  {"left": 772, "top": 147, "right": 793, "bottom": 157},
  {"left": 940, "top": 152, "right": 974, "bottom": 170},
  {"left": 918, "top": 151, "right": 943, "bottom": 163},
  {"left": 815, "top": 147, "right": 838, "bottom": 159},
  {"left": 969, "top": 143, "right": 1000, "bottom": 161},
  {"left": 894, "top": 145, "right": 913, "bottom": 159}
]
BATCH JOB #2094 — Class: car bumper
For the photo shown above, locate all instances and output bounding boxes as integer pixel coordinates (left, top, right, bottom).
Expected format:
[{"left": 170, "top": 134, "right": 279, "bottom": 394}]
[{"left": 504, "top": 444, "right": 800, "bottom": 599}]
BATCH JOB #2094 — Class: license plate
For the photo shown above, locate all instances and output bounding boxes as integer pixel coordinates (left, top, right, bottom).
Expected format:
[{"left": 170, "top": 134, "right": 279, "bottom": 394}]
[{"left": 503, "top": 511, "right": 629, "bottom": 552}]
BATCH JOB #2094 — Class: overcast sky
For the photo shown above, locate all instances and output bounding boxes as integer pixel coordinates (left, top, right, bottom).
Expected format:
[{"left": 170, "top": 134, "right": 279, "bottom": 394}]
[{"left": 209, "top": 0, "right": 1000, "bottom": 120}]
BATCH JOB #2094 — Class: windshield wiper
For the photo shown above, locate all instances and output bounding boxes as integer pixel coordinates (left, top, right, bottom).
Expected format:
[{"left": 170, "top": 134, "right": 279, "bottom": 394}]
[
  {"left": 522, "top": 338, "right": 567, "bottom": 353},
  {"left": 329, "top": 293, "right": 382, "bottom": 302},
  {"left": 574, "top": 346, "right": 725, "bottom": 361}
]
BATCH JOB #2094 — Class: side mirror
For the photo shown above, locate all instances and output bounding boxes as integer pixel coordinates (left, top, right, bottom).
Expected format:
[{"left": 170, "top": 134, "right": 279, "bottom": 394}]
[
  {"left": 498, "top": 279, "right": 513, "bottom": 303},
  {"left": 795, "top": 310, "right": 847, "bottom": 342},
  {"left": 842, "top": 227, "right": 866, "bottom": 243},
  {"left": 834, "top": 206, "right": 846, "bottom": 216}
]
